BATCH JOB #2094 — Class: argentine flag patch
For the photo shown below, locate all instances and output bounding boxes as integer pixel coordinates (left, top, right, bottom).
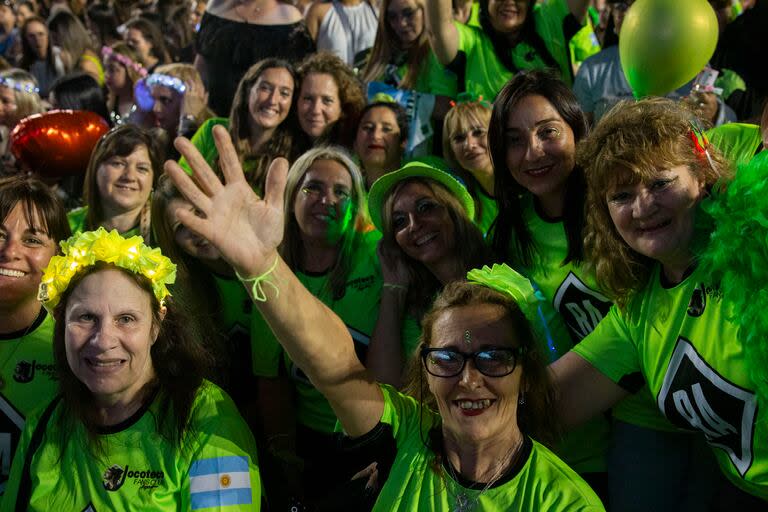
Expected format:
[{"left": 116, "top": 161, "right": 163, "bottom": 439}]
[{"left": 189, "top": 456, "right": 252, "bottom": 509}]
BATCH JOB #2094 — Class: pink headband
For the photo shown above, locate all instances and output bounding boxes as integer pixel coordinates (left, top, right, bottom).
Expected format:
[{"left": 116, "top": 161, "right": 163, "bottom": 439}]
[{"left": 101, "top": 46, "right": 148, "bottom": 78}]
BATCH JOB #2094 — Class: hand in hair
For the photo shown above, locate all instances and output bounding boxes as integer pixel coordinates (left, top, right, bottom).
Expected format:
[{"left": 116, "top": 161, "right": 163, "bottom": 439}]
[
  {"left": 180, "top": 78, "right": 208, "bottom": 120},
  {"left": 164, "top": 124, "right": 288, "bottom": 278},
  {"left": 377, "top": 240, "right": 411, "bottom": 289}
]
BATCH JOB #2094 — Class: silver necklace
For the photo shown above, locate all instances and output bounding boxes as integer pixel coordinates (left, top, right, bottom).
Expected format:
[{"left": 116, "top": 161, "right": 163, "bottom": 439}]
[{"left": 444, "top": 437, "right": 525, "bottom": 512}]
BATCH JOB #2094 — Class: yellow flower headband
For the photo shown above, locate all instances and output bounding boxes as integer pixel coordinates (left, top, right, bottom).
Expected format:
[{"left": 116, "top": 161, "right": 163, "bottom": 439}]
[{"left": 38, "top": 228, "right": 177, "bottom": 311}]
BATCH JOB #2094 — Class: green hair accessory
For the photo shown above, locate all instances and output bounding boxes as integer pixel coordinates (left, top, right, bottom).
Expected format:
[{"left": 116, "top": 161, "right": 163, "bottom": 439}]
[
  {"left": 466, "top": 263, "right": 558, "bottom": 358},
  {"left": 699, "top": 150, "right": 768, "bottom": 405},
  {"left": 449, "top": 92, "right": 491, "bottom": 109},
  {"left": 370, "top": 92, "right": 396, "bottom": 104},
  {"left": 38, "top": 228, "right": 177, "bottom": 311}
]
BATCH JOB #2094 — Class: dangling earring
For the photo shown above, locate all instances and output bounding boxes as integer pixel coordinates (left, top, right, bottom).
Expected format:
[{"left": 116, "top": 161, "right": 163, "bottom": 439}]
[{"left": 518, "top": 392, "right": 525, "bottom": 405}]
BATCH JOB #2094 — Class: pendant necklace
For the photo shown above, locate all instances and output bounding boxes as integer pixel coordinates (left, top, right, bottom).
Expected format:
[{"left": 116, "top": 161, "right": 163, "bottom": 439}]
[{"left": 445, "top": 436, "right": 524, "bottom": 512}]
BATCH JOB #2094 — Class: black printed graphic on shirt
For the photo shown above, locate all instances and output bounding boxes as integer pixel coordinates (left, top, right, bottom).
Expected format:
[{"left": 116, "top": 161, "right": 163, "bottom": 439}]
[
  {"left": 657, "top": 338, "right": 757, "bottom": 476},
  {"left": 553, "top": 272, "right": 612, "bottom": 343}
]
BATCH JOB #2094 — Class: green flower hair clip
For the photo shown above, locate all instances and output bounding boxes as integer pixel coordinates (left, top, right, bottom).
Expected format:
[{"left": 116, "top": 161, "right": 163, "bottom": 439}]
[{"left": 466, "top": 263, "right": 557, "bottom": 358}]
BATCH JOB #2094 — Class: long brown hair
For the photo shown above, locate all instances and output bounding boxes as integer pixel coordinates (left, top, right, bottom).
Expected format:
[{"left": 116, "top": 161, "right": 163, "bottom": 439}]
[
  {"left": 83, "top": 125, "right": 163, "bottom": 241},
  {"left": 361, "top": 0, "right": 430, "bottom": 90},
  {"left": 380, "top": 177, "right": 490, "bottom": 320},
  {"left": 488, "top": 70, "right": 588, "bottom": 269},
  {"left": 577, "top": 98, "right": 731, "bottom": 309},
  {"left": 228, "top": 59, "right": 302, "bottom": 192}
]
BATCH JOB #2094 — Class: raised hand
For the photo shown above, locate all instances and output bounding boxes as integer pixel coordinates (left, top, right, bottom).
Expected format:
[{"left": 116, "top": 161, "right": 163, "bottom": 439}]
[
  {"left": 164, "top": 125, "right": 288, "bottom": 277},
  {"left": 377, "top": 240, "right": 410, "bottom": 289},
  {"left": 180, "top": 78, "right": 208, "bottom": 120}
]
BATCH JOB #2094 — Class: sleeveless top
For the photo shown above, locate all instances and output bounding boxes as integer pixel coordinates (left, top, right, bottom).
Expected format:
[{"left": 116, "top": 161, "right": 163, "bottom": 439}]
[
  {"left": 316, "top": 1, "right": 378, "bottom": 67},
  {"left": 196, "top": 12, "right": 314, "bottom": 116}
]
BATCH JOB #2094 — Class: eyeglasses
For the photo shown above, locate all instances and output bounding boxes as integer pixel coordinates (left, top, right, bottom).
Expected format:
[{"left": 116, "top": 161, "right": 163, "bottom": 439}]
[
  {"left": 300, "top": 182, "right": 351, "bottom": 202},
  {"left": 421, "top": 347, "right": 525, "bottom": 378},
  {"left": 386, "top": 6, "right": 422, "bottom": 24}
]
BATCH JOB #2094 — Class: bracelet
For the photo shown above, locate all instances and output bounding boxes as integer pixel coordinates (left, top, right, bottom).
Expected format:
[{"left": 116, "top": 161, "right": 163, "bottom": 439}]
[
  {"left": 383, "top": 283, "right": 407, "bottom": 292},
  {"left": 236, "top": 254, "right": 280, "bottom": 302}
]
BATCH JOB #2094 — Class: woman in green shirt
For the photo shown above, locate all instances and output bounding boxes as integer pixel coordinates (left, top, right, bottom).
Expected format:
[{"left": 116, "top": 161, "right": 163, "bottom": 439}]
[
  {"left": 442, "top": 96, "right": 498, "bottom": 234},
  {"left": 553, "top": 98, "right": 768, "bottom": 507},
  {"left": 425, "top": 0, "right": 589, "bottom": 99},
  {"left": 68, "top": 125, "right": 162, "bottom": 243},
  {"left": 3, "top": 229, "right": 261, "bottom": 511},
  {"left": 164, "top": 131, "right": 605, "bottom": 510}
]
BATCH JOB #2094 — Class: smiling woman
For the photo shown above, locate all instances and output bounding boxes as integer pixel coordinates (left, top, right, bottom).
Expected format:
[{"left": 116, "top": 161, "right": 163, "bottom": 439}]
[
  {"left": 248, "top": 145, "right": 388, "bottom": 507},
  {"left": 353, "top": 100, "right": 408, "bottom": 188},
  {"left": 551, "top": 98, "right": 768, "bottom": 507},
  {"left": 179, "top": 58, "right": 303, "bottom": 194},
  {"left": 0, "top": 176, "right": 69, "bottom": 492},
  {"left": 1, "top": 229, "right": 262, "bottom": 511},
  {"left": 68, "top": 125, "right": 162, "bottom": 243}
]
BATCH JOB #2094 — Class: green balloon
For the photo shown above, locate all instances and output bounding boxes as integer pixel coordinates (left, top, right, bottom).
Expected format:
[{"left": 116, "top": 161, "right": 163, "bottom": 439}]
[{"left": 620, "top": 0, "right": 719, "bottom": 98}]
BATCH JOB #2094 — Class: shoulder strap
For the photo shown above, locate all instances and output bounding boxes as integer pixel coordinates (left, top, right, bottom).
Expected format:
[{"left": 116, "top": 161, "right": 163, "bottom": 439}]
[
  {"left": 15, "top": 395, "right": 62, "bottom": 512},
  {"left": 331, "top": 1, "right": 355, "bottom": 63}
]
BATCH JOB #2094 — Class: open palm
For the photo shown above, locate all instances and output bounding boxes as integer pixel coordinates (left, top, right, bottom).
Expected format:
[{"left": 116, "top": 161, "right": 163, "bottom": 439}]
[{"left": 165, "top": 125, "right": 288, "bottom": 278}]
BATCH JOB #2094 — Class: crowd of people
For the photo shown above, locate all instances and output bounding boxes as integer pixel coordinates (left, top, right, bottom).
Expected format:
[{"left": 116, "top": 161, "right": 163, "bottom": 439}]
[{"left": 1, "top": 0, "right": 767, "bottom": 510}]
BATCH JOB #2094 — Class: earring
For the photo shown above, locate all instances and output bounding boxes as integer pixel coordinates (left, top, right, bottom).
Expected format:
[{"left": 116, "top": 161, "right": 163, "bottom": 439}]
[{"left": 518, "top": 393, "right": 525, "bottom": 405}]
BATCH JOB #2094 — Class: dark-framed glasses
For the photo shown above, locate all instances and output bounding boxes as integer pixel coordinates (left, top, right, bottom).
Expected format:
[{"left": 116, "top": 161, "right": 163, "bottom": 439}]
[{"left": 421, "top": 347, "right": 525, "bottom": 378}]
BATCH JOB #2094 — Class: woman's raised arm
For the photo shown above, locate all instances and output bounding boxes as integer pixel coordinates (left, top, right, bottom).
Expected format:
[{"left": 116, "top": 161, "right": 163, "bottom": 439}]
[
  {"left": 425, "top": 0, "right": 459, "bottom": 65},
  {"left": 164, "top": 126, "right": 384, "bottom": 437}
]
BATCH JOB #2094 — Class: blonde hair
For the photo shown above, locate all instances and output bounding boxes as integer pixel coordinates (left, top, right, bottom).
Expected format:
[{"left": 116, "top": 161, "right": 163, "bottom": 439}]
[
  {"left": 153, "top": 63, "right": 215, "bottom": 125},
  {"left": 578, "top": 98, "right": 732, "bottom": 308},
  {"left": 442, "top": 101, "right": 492, "bottom": 172},
  {"left": 280, "top": 146, "right": 368, "bottom": 300},
  {"left": 0, "top": 68, "right": 43, "bottom": 127}
]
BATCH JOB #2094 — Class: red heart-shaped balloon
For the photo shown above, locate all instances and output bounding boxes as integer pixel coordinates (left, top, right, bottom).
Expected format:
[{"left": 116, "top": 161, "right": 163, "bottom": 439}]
[{"left": 10, "top": 110, "right": 110, "bottom": 178}]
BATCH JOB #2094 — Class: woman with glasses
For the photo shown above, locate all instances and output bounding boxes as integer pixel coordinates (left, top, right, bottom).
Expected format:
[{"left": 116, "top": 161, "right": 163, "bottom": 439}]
[
  {"left": 425, "top": 0, "right": 590, "bottom": 100},
  {"left": 248, "top": 145, "right": 385, "bottom": 508},
  {"left": 361, "top": 0, "right": 457, "bottom": 107},
  {"left": 165, "top": 127, "right": 604, "bottom": 510}
]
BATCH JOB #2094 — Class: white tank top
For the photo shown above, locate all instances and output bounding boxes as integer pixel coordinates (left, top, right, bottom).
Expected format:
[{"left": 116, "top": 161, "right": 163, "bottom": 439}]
[{"left": 316, "top": 1, "right": 379, "bottom": 68}]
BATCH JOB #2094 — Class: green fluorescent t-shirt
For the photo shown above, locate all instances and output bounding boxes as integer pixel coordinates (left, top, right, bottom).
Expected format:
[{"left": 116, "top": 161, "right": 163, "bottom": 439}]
[
  {"left": 369, "top": 384, "right": 605, "bottom": 511},
  {"left": 1, "top": 381, "right": 261, "bottom": 511},
  {"left": 453, "top": 0, "right": 573, "bottom": 100},
  {"left": 0, "top": 311, "right": 58, "bottom": 494},
  {"left": 250, "top": 230, "right": 424, "bottom": 433},
  {"left": 573, "top": 265, "right": 768, "bottom": 499},
  {"left": 472, "top": 185, "right": 498, "bottom": 236},
  {"left": 521, "top": 198, "right": 677, "bottom": 432},
  {"left": 66, "top": 207, "right": 141, "bottom": 239}
]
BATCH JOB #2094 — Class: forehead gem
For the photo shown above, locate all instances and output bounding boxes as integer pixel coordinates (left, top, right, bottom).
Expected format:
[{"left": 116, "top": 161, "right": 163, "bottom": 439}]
[{"left": 464, "top": 330, "right": 471, "bottom": 345}]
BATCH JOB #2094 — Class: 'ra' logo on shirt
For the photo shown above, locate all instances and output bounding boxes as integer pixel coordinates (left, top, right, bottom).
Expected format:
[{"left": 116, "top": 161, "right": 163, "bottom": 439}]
[
  {"left": 657, "top": 338, "right": 757, "bottom": 477},
  {"left": 553, "top": 272, "right": 612, "bottom": 343}
]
